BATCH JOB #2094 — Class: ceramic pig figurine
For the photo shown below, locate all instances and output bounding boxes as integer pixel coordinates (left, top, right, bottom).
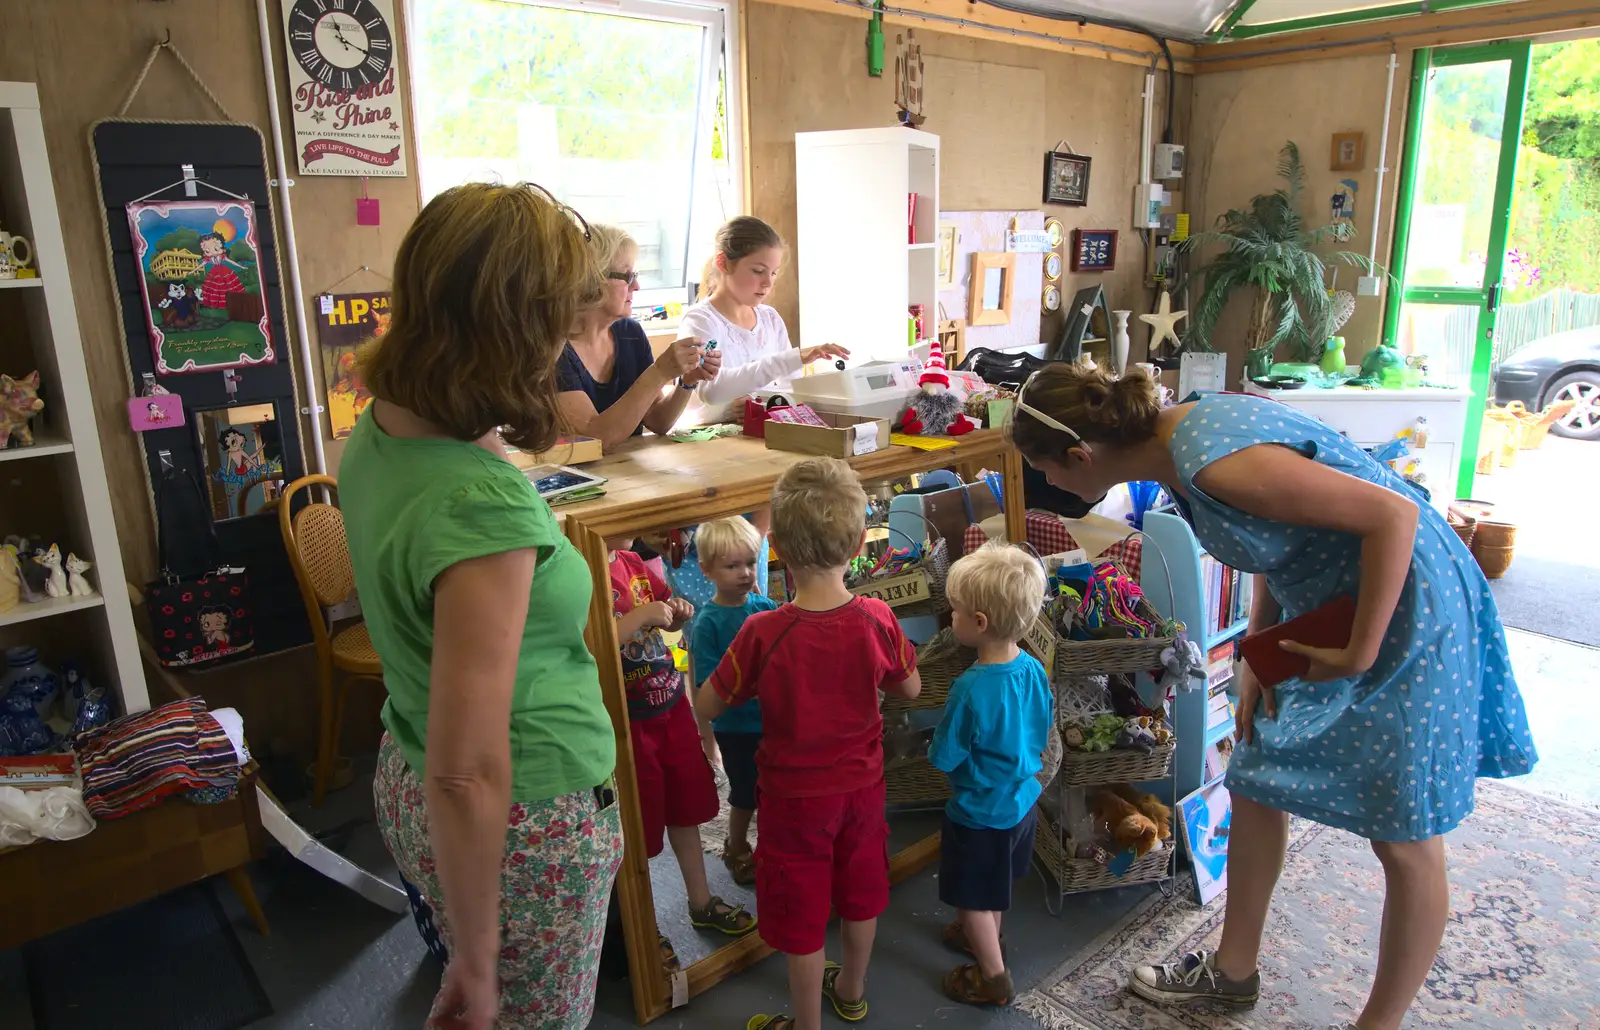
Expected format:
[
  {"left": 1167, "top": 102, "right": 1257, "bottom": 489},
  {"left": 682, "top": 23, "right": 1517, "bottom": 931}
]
[{"left": 0, "top": 371, "right": 44, "bottom": 449}]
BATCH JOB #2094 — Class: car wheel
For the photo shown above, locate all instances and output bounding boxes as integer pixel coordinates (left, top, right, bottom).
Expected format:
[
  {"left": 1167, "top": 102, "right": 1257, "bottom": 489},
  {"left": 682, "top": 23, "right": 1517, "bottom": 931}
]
[{"left": 1547, "top": 371, "right": 1600, "bottom": 441}]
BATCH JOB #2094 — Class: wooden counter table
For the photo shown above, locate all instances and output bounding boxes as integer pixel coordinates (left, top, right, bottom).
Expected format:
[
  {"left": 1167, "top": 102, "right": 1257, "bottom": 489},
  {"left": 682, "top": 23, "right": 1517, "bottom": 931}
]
[{"left": 537, "top": 429, "right": 1025, "bottom": 1024}]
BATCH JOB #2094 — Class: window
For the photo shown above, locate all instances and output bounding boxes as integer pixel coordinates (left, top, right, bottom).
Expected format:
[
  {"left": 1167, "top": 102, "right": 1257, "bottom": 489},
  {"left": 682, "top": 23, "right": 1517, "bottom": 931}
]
[{"left": 408, "top": 0, "right": 742, "bottom": 307}]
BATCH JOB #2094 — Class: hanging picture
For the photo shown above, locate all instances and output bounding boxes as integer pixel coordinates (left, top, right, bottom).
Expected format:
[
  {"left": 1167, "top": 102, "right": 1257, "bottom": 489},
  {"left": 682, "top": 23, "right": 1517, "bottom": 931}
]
[
  {"left": 317, "top": 290, "right": 390, "bottom": 439},
  {"left": 1043, "top": 151, "right": 1091, "bottom": 206},
  {"left": 126, "top": 199, "right": 276, "bottom": 375},
  {"left": 282, "top": 0, "right": 409, "bottom": 176},
  {"left": 1071, "top": 228, "right": 1119, "bottom": 272}
]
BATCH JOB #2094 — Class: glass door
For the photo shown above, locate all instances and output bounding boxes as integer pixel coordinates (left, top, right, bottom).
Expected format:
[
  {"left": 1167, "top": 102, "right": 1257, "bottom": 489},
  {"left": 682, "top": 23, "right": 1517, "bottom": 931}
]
[{"left": 1384, "top": 41, "right": 1531, "bottom": 497}]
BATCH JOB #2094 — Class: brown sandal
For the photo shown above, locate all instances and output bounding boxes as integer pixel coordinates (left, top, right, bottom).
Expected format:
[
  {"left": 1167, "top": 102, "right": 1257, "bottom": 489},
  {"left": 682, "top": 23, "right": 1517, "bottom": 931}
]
[
  {"left": 941, "top": 921, "right": 1008, "bottom": 958},
  {"left": 723, "top": 844, "right": 757, "bottom": 886},
  {"left": 942, "top": 962, "right": 1015, "bottom": 1007}
]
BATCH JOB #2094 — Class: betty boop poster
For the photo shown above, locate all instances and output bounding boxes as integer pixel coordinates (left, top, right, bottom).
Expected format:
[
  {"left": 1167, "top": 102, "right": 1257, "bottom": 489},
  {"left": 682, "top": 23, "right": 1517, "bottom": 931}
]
[{"left": 126, "top": 199, "right": 276, "bottom": 375}]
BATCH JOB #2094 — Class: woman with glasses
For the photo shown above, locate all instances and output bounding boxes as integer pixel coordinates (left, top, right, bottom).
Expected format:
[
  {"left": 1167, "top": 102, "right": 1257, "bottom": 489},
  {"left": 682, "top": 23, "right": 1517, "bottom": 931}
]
[
  {"left": 557, "top": 224, "right": 717, "bottom": 452},
  {"left": 341, "top": 183, "right": 624, "bottom": 1030},
  {"left": 1009, "top": 364, "right": 1535, "bottom": 1030}
]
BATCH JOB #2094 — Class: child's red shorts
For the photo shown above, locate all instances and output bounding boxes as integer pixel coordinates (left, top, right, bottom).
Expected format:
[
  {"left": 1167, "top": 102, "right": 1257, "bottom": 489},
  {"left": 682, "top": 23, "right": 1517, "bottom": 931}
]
[
  {"left": 630, "top": 693, "right": 720, "bottom": 858},
  {"left": 755, "top": 779, "right": 889, "bottom": 954}
]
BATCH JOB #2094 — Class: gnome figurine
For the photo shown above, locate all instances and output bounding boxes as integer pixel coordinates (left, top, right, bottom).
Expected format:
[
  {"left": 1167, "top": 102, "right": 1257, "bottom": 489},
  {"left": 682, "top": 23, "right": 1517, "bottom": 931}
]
[{"left": 900, "top": 340, "right": 977, "bottom": 437}]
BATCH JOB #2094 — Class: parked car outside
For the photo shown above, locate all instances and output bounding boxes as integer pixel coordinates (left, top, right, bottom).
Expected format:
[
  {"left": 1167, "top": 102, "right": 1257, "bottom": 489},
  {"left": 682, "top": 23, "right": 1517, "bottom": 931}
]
[{"left": 1492, "top": 326, "right": 1600, "bottom": 440}]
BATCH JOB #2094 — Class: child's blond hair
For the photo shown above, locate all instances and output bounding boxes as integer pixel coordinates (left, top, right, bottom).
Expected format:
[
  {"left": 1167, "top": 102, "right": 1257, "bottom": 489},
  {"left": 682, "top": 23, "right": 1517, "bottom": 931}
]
[
  {"left": 696, "top": 516, "right": 763, "bottom": 568},
  {"left": 945, "top": 543, "right": 1047, "bottom": 640},
  {"left": 770, "top": 458, "right": 867, "bottom": 571}
]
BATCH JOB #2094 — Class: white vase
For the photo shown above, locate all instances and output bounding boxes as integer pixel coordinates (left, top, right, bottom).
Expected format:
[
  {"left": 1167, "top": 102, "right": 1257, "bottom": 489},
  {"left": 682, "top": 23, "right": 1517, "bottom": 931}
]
[{"left": 1112, "top": 310, "right": 1132, "bottom": 376}]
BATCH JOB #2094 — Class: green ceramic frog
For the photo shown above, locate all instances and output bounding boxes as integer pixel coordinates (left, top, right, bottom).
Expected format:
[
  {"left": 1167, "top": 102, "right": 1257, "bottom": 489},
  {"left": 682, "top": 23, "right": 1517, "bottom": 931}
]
[{"left": 1360, "top": 342, "right": 1406, "bottom": 379}]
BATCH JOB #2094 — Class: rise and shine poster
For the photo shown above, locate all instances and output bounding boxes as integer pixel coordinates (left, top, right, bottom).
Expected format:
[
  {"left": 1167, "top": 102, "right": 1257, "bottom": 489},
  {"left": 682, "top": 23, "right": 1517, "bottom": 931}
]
[
  {"left": 127, "top": 200, "right": 276, "bottom": 375},
  {"left": 317, "top": 291, "right": 389, "bottom": 438}
]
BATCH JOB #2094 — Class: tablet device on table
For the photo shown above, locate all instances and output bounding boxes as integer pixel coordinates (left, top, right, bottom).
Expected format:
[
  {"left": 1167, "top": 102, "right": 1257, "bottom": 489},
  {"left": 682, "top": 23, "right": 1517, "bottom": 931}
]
[
  {"left": 1237, "top": 594, "right": 1358, "bottom": 688},
  {"left": 524, "top": 464, "right": 607, "bottom": 502}
]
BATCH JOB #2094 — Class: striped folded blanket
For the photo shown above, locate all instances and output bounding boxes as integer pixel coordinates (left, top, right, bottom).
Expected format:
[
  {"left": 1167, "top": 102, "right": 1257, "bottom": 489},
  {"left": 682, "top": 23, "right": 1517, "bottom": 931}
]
[{"left": 74, "top": 696, "right": 240, "bottom": 819}]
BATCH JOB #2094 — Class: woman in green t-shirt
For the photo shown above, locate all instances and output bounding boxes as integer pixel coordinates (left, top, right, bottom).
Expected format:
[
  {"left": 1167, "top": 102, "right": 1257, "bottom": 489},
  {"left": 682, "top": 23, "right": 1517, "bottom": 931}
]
[{"left": 340, "top": 182, "right": 621, "bottom": 1030}]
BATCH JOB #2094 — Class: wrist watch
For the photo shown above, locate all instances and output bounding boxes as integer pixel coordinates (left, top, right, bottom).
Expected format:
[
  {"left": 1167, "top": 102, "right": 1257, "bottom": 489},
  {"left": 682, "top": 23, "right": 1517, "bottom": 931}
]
[{"left": 677, "top": 377, "right": 695, "bottom": 391}]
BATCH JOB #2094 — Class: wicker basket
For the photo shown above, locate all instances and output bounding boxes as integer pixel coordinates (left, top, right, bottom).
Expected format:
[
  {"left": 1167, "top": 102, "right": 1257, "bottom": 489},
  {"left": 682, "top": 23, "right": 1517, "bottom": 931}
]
[
  {"left": 1473, "top": 542, "right": 1515, "bottom": 579},
  {"left": 1033, "top": 808, "right": 1173, "bottom": 892},
  {"left": 884, "top": 630, "right": 973, "bottom": 714},
  {"left": 1044, "top": 559, "right": 1173, "bottom": 678},
  {"left": 1447, "top": 509, "right": 1475, "bottom": 548},
  {"left": 1472, "top": 520, "right": 1517, "bottom": 548},
  {"left": 1058, "top": 741, "right": 1174, "bottom": 788},
  {"left": 884, "top": 756, "right": 951, "bottom": 805}
]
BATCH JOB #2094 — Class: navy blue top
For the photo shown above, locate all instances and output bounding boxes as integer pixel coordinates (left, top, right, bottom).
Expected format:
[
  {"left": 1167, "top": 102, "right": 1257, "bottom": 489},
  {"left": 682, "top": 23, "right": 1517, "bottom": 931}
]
[
  {"left": 690, "top": 593, "right": 779, "bottom": 733},
  {"left": 929, "top": 652, "right": 1052, "bottom": 830},
  {"left": 556, "top": 319, "right": 655, "bottom": 433}
]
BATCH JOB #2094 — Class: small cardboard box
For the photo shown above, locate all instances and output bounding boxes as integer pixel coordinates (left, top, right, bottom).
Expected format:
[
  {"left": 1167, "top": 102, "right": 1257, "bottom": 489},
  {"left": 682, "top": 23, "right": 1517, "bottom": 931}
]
[
  {"left": 848, "top": 567, "right": 932, "bottom": 609},
  {"left": 764, "top": 411, "right": 891, "bottom": 458},
  {"left": 506, "top": 435, "right": 604, "bottom": 468}
]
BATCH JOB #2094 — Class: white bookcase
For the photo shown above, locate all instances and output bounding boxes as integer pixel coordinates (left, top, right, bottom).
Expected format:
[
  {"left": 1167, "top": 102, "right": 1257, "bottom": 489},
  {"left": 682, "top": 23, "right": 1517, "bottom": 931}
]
[
  {"left": 1, "top": 81, "right": 148, "bottom": 713},
  {"left": 795, "top": 128, "right": 939, "bottom": 363}
]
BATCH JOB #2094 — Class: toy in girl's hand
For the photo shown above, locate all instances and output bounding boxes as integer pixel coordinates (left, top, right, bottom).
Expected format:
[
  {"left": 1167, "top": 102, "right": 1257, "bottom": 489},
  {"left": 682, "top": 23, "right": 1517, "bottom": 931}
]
[
  {"left": 0, "top": 371, "right": 44, "bottom": 450},
  {"left": 899, "top": 340, "right": 977, "bottom": 437},
  {"left": 33, "top": 544, "right": 68, "bottom": 599}
]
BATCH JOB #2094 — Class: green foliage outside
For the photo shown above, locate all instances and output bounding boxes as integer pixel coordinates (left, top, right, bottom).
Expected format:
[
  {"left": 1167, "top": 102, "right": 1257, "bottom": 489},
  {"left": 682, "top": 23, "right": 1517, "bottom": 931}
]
[
  {"left": 1413, "top": 40, "right": 1600, "bottom": 301},
  {"left": 409, "top": 0, "right": 707, "bottom": 163}
]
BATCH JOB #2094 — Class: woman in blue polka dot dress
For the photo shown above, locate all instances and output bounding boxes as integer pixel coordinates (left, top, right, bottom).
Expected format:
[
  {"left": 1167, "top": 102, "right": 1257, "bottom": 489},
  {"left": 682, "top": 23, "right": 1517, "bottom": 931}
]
[{"left": 1010, "top": 365, "right": 1536, "bottom": 1030}]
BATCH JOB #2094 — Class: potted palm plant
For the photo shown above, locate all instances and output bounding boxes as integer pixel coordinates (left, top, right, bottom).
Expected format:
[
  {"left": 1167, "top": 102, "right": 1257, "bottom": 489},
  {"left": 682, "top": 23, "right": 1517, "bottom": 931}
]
[{"left": 1178, "top": 141, "right": 1378, "bottom": 379}]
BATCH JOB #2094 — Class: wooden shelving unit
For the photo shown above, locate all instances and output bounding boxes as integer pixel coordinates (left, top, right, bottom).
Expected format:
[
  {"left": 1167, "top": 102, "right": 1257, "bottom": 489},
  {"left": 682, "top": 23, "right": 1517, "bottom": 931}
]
[{"left": 0, "top": 81, "right": 147, "bottom": 712}]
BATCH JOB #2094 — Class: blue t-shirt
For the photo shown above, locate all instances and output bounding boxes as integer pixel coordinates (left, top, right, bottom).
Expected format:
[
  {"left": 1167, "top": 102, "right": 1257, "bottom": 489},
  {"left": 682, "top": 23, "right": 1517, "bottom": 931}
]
[
  {"left": 555, "top": 318, "right": 656, "bottom": 431},
  {"left": 929, "top": 652, "right": 1052, "bottom": 830},
  {"left": 690, "top": 594, "right": 779, "bottom": 734}
]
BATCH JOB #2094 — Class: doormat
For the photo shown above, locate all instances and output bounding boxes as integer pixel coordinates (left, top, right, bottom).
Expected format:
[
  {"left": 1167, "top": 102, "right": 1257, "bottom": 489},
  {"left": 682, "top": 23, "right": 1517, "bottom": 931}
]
[
  {"left": 24, "top": 881, "right": 272, "bottom": 1030},
  {"left": 1018, "top": 780, "right": 1600, "bottom": 1030}
]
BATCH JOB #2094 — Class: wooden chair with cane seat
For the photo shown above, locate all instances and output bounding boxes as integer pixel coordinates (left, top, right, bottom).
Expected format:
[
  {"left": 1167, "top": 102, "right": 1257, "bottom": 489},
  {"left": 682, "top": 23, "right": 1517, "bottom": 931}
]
[{"left": 278, "top": 474, "right": 384, "bottom": 806}]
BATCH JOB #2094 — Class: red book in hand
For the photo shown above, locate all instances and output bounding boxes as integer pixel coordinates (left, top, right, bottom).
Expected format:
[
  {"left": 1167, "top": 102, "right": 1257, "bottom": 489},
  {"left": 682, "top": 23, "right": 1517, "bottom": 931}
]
[{"left": 1238, "top": 595, "right": 1358, "bottom": 688}]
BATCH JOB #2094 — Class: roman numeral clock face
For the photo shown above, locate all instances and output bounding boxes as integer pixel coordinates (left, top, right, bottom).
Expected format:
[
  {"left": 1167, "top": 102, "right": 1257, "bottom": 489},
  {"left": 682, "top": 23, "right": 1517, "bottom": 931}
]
[{"left": 289, "top": 0, "right": 393, "bottom": 91}]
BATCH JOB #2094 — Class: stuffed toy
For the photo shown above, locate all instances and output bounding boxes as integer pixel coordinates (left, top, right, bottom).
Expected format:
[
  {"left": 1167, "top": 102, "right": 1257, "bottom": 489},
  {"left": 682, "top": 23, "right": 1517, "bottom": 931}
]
[
  {"left": 1090, "top": 788, "right": 1160, "bottom": 857},
  {"left": 1111, "top": 784, "right": 1173, "bottom": 841},
  {"left": 1066, "top": 713, "right": 1124, "bottom": 753},
  {"left": 900, "top": 340, "right": 977, "bottom": 437},
  {"left": 1157, "top": 630, "right": 1206, "bottom": 695}
]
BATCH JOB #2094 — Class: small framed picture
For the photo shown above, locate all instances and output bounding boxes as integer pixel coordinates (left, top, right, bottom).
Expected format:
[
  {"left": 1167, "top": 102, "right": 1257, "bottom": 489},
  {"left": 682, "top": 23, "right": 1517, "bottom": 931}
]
[
  {"left": 1071, "top": 229, "right": 1118, "bottom": 272},
  {"left": 1331, "top": 131, "right": 1365, "bottom": 171},
  {"left": 1043, "top": 151, "right": 1091, "bottom": 206}
]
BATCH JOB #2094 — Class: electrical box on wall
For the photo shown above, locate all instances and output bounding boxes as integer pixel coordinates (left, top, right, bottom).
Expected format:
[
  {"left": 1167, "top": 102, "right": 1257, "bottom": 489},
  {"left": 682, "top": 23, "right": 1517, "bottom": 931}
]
[
  {"left": 1153, "top": 143, "right": 1185, "bottom": 180},
  {"left": 1133, "top": 183, "right": 1163, "bottom": 229}
]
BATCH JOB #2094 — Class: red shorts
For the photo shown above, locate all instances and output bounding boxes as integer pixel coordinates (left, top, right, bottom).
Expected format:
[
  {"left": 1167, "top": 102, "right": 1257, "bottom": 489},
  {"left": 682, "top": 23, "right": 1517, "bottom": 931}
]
[
  {"left": 755, "top": 779, "right": 889, "bottom": 955},
  {"left": 630, "top": 694, "right": 720, "bottom": 859}
]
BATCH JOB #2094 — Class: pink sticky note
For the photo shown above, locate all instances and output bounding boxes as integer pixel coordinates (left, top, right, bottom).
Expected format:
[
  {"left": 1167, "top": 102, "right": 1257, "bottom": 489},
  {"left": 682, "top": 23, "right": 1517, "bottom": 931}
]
[{"left": 356, "top": 197, "right": 380, "bottom": 226}]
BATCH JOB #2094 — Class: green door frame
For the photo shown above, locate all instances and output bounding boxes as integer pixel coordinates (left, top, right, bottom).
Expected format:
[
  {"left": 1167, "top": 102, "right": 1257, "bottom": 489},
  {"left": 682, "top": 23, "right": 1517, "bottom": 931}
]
[{"left": 1382, "top": 40, "right": 1531, "bottom": 498}]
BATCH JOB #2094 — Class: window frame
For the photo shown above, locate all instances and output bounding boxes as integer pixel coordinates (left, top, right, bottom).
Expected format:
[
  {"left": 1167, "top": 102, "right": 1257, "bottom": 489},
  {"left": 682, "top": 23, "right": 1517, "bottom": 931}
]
[{"left": 402, "top": 0, "right": 745, "bottom": 310}]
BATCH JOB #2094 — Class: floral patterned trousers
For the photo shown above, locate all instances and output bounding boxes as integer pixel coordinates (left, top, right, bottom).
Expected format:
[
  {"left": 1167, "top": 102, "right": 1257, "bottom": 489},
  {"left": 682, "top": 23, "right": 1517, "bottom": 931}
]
[{"left": 374, "top": 734, "right": 623, "bottom": 1029}]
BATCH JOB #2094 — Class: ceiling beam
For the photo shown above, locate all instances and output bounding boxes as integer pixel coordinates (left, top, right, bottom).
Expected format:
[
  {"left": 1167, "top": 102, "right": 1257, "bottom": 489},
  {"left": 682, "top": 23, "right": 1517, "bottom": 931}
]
[
  {"left": 1208, "top": 0, "right": 1258, "bottom": 41},
  {"left": 1192, "top": 0, "right": 1600, "bottom": 72},
  {"left": 1222, "top": 0, "right": 1506, "bottom": 40},
  {"left": 749, "top": 0, "right": 1196, "bottom": 72}
]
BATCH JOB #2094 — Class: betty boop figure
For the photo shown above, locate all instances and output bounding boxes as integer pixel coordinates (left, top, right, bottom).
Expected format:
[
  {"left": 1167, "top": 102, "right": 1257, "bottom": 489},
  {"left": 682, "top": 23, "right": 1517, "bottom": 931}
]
[{"left": 197, "top": 231, "right": 247, "bottom": 310}]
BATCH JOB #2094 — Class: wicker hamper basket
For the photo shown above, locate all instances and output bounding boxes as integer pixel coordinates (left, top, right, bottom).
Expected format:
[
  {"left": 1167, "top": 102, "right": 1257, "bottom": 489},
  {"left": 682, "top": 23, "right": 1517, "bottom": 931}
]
[
  {"left": 884, "top": 756, "right": 951, "bottom": 805},
  {"left": 1045, "top": 559, "right": 1173, "bottom": 678},
  {"left": 1033, "top": 807, "right": 1173, "bottom": 892},
  {"left": 1058, "top": 740, "right": 1174, "bottom": 788}
]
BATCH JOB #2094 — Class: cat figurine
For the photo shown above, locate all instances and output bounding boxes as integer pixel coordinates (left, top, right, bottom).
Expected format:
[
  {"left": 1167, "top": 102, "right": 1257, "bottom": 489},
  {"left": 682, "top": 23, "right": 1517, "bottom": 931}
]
[
  {"left": 65, "top": 553, "right": 94, "bottom": 597},
  {"left": 34, "top": 544, "right": 67, "bottom": 599},
  {"left": 0, "top": 371, "right": 45, "bottom": 450}
]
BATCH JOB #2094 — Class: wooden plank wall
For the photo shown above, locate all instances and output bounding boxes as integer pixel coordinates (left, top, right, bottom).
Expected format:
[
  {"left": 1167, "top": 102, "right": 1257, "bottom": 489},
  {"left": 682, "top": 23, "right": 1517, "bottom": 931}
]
[{"left": 743, "top": 2, "right": 1190, "bottom": 357}]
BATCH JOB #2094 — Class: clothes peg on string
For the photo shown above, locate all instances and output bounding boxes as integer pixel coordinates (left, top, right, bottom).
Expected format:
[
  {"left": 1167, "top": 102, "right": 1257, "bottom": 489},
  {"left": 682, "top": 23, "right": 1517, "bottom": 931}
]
[
  {"left": 222, "top": 369, "right": 241, "bottom": 403},
  {"left": 356, "top": 176, "right": 380, "bottom": 226}
]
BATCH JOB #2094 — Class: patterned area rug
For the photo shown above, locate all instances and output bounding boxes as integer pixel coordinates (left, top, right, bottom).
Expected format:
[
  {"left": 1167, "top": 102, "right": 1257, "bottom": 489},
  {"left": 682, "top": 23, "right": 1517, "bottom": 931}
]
[{"left": 1019, "top": 780, "right": 1600, "bottom": 1029}]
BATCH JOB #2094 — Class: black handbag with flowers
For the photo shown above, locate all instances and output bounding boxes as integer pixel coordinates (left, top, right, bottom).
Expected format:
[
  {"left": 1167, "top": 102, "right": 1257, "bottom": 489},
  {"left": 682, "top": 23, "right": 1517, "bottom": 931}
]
[{"left": 144, "top": 467, "right": 255, "bottom": 668}]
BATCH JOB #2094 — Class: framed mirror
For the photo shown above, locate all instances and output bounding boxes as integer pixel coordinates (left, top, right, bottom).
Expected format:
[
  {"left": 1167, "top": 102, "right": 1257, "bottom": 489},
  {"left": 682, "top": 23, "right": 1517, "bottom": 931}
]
[
  {"left": 968, "top": 251, "right": 1015, "bottom": 327},
  {"left": 193, "top": 402, "right": 287, "bottom": 521}
]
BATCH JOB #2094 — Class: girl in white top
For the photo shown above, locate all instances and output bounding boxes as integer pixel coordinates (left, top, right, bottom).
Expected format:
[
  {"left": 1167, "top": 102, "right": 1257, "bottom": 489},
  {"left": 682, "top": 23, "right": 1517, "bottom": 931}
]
[{"left": 677, "top": 216, "right": 849, "bottom": 425}]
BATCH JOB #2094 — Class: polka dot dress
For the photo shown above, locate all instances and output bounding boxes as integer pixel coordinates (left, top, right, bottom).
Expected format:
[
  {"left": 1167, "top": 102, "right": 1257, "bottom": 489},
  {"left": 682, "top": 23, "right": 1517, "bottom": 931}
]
[{"left": 1175, "top": 393, "right": 1537, "bottom": 843}]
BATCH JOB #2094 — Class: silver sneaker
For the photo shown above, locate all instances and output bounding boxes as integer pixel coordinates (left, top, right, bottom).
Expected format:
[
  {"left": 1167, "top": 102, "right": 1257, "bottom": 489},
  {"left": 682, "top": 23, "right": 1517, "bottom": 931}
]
[{"left": 1128, "top": 949, "right": 1260, "bottom": 1007}]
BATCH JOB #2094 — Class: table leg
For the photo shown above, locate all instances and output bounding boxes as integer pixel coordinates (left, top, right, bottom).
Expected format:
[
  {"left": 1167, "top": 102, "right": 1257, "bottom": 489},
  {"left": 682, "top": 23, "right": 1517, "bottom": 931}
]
[
  {"left": 225, "top": 864, "right": 271, "bottom": 937},
  {"left": 1002, "top": 445, "right": 1027, "bottom": 546}
]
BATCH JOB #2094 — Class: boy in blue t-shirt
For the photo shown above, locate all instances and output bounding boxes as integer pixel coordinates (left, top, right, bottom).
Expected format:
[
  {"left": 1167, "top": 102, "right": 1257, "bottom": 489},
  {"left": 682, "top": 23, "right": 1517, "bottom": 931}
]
[
  {"left": 929, "top": 543, "right": 1051, "bottom": 1007},
  {"left": 689, "top": 516, "right": 777, "bottom": 885}
]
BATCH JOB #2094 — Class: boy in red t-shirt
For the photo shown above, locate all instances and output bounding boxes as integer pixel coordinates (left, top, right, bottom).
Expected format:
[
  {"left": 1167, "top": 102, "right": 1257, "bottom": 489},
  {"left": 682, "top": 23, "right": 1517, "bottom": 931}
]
[
  {"left": 696, "top": 458, "right": 922, "bottom": 1030},
  {"left": 609, "top": 540, "right": 757, "bottom": 964}
]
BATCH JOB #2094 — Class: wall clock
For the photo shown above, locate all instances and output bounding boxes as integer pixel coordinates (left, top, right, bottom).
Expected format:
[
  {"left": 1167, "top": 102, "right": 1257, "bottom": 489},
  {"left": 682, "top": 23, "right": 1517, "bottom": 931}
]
[
  {"left": 1045, "top": 251, "right": 1062, "bottom": 281},
  {"left": 1044, "top": 218, "right": 1064, "bottom": 248},
  {"left": 287, "top": 0, "right": 395, "bottom": 92},
  {"left": 1043, "top": 285, "right": 1062, "bottom": 312}
]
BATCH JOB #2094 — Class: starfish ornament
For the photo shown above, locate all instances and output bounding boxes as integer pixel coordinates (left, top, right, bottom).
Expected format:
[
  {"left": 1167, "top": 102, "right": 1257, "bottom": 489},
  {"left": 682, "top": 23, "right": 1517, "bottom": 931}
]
[{"left": 1139, "top": 291, "right": 1188, "bottom": 354}]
